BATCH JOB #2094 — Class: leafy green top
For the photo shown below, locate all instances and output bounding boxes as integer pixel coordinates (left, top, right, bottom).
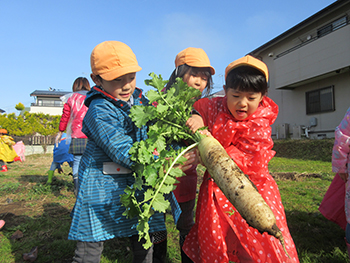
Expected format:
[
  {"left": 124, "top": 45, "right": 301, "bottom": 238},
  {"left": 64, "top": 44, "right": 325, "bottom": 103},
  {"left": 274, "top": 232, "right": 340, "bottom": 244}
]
[{"left": 120, "top": 73, "right": 203, "bottom": 248}]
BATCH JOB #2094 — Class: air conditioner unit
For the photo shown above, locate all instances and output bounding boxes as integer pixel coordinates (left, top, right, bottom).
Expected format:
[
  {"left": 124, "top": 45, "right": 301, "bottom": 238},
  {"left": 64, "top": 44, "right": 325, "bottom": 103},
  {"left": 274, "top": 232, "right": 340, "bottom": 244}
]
[
  {"left": 292, "top": 125, "right": 302, "bottom": 139},
  {"left": 276, "top": 123, "right": 289, "bottom": 139}
]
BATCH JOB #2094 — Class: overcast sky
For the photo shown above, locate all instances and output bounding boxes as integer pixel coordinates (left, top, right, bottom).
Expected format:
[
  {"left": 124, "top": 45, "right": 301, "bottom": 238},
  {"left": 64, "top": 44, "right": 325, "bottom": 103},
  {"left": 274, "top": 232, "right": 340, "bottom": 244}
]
[{"left": 0, "top": 0, "right": 334, "bottom": 114}]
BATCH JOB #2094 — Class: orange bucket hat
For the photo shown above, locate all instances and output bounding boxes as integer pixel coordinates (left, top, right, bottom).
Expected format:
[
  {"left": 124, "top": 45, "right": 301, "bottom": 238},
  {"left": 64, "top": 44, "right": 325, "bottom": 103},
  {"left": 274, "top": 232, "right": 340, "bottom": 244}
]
[
  {"left": 175, "top": 47, "right": 215, "bottom": 75},
  {"left": 225, "top": 55, "right": 269, "bottom": 82},
  {"left": 0, "top": 129, "right": 8, "bottom": 134},
  {"left": 90, "top": 41, "right": 142, "bottom": 81}
]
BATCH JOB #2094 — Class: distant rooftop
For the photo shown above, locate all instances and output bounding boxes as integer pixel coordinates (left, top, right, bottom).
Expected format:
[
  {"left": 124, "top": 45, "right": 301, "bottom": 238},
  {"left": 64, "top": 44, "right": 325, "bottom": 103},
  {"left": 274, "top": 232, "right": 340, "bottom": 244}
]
[
  {"left": 209, "top": 89, "right": 225, "bottom": 98},
  {"left": 0, "top": 109, "right": 5, "bottom": 113},
  {"left": 30, "top": 89, "right": 70, "bottom": 97}
]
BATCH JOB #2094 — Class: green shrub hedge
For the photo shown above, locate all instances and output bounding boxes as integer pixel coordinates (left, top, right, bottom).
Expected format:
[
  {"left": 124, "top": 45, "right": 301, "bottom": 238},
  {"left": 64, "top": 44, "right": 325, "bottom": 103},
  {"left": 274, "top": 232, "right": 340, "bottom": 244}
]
[
  {"left": 272, "top": 138, "right": 334, "bottom": 162},
  {"left": 0, "top": 112, "right": 60, "bottom": 136}
]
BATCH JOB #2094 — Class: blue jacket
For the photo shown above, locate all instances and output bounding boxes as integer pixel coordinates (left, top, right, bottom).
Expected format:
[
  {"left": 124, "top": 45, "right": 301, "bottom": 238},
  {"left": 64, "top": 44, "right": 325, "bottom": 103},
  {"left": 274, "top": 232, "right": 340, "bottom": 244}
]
[
  {"left": 53, "top": 133, "right": 74, "bottom": 164},
  {"left": 68, "top": 86, "right": 167, "bottom": 242}
]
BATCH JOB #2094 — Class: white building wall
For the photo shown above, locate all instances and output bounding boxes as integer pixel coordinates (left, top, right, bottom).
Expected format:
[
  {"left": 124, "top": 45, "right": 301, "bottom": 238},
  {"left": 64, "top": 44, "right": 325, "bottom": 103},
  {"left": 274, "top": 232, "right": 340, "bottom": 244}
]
[
  {"left": 273, "top": 25, "right": 350, "bottom": 89},
  {"left": 271, "top": 72, "right": 350, "bottom": 139},
  {"left": 249, "top": 2, "right": 350, "bottom": 139},
  {"left": 29, "top": 106, "right": 63, "bottom": 116}
]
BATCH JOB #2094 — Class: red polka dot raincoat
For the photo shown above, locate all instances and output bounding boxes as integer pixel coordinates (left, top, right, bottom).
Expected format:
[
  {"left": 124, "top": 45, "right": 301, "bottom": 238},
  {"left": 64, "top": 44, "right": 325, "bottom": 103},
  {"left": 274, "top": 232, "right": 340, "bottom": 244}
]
[{"left": 183, "top": 96, "right": 299, "bottom": 263}]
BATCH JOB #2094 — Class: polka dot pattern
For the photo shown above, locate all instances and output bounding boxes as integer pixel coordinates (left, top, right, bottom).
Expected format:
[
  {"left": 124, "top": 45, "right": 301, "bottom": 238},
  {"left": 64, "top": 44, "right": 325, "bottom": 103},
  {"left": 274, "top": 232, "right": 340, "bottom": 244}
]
[{"left": 183, "top": 97, "right": 299, "bottom": 262}]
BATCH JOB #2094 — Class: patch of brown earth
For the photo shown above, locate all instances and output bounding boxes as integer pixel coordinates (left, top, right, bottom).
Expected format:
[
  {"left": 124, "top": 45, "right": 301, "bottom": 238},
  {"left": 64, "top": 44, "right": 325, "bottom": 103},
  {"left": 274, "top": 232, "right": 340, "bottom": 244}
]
[{"left": 270, "top": 172, "right": 322, "bottom": 181}]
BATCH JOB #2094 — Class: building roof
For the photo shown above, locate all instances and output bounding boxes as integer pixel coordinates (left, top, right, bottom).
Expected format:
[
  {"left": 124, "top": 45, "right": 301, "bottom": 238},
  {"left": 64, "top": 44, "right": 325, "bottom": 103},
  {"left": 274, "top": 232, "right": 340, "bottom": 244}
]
[
  {"left": 248, "top": 0, "right": 348, "bottom": 55},
  {"left": 0, "top": 109, "right": 5, "bottom": 113},
  {"left": 30, "top": 90, "right": 70, "bottom": 98},
  {"left": 209, "top": 89, "right": 225, "bottom": 98}
]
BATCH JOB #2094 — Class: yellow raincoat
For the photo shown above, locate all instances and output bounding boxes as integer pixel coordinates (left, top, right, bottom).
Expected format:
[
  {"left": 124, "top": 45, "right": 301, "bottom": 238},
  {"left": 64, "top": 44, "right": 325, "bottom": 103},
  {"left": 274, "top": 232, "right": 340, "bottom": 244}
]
[{"left": 0, "top": 135, "right": 18, "bottom": 162}]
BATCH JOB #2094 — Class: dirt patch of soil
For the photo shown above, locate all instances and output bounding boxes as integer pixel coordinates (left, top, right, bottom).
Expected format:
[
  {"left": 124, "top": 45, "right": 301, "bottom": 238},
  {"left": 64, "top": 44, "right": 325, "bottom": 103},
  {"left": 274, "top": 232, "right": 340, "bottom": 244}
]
[
  {"left": 271, "top": 172, "right": 322, "bottom": 181},
  {"left": 0, "top": 201, "right": 28, "bottom": 216}
]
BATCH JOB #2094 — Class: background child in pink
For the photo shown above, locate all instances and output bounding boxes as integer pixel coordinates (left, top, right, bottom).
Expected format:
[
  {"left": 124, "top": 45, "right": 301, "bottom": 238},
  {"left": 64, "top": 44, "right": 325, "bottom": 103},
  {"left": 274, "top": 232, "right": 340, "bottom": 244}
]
[
  {"left": 184, "top": 55, "right": 299, "bottom": 262},
  {"left": 330, "top": 107, "right": 350, "bottom": 258},
  {"left": 55, "top": 77, "right": 90, "bottom": 195}
]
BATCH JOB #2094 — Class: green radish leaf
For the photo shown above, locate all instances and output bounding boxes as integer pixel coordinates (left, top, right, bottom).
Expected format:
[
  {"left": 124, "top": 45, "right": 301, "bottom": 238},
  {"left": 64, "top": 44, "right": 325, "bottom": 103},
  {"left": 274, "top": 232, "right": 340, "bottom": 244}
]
[
  {"left": 123, "top": 73, "right": 202, "bottom": 249},
  {"left": 169, "top": 167, "right": 183, "bottom": 179},
  {"left": 160, "top": 183, "right": 175, "bottom": 193},
  {"left": 152, "top": 194, "right": 170, "bottom": 213},
  {"left": 130, "top": 106, "right": 156, "bottom": 128},
  {"left": 146, "top": 89, "right": 162, "bottom": 103},
  {"left": 144, "top": 166, "right": 158, "bottom": 186}
]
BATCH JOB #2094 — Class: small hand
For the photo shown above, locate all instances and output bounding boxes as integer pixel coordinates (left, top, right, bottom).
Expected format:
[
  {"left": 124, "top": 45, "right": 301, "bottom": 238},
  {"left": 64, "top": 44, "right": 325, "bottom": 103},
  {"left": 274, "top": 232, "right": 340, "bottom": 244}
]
[
  {"left": 177, "top": 150, "right": 196, "bottom": 171},
  {"left": 174, "top": 149, "right": 202, "bottom": 172},
  {"left": 199, "top": 129, "right": 213, "bottom": 137},
  {"left": 186, "top": 115, "right": 204, "bottom": 133},
  {"left": 55, "top": 132, "right": 63, "bottom": 147}
]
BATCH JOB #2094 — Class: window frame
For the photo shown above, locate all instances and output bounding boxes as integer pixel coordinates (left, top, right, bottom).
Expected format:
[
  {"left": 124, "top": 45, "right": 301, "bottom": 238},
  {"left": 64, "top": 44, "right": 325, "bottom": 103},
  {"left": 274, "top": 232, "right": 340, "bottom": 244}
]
[
  {"left": 317, "top": 15, "right": 348, "bottom": 38},
  {"left": 54, "top": 100, "right": 62, "bottom": 107},
  {"left": 306, "top": 86, "right": 335, "bottom": 115}
]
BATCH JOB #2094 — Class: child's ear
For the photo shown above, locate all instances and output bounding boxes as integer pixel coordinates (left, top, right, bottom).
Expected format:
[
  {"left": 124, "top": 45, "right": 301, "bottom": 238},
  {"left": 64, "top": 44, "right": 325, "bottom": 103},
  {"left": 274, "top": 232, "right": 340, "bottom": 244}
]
[
  {"left": 91, "top": 74, "right": 101, "bottom": 86},
  {"left": 223, "top": 85, "right": 227, "bottom": 96},
  {"left": 259, "top": 94, "right": 264, "bottom": 103}
]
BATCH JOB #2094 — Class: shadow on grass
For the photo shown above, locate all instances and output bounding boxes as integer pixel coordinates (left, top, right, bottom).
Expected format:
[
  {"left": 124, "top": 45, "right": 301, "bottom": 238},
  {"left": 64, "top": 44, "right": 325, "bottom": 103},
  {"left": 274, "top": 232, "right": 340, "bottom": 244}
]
[
  {"left": 1, "top": 172, "right": 180, "bottom": 262},
  {"left": 19, "top": 174, "right": 74, "bottom": 197},
  {"left": 0, "top": 175, "right": 134, "bottom": 263},
  {"left": 0, "top": 204, "right": 75, "bottom": 262},
  {"left": 1, "top": 205, "right": 134, "bottom": 263},
  {"left": 286, "top": 209, "right": 348, "bottom": 263}
]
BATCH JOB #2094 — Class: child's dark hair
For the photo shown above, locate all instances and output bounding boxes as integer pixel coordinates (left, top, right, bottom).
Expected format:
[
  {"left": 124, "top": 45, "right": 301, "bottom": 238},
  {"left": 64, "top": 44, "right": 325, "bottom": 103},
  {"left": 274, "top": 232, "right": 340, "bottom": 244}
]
[
  {"left": 72, "top": 77, "right": 91, "bottom": 92},
  {"left": 225, "top": 66, "right": 268, "bottom": 96},
  {"left": 165, "top": 64, "right": 213, "bottom": 97}
]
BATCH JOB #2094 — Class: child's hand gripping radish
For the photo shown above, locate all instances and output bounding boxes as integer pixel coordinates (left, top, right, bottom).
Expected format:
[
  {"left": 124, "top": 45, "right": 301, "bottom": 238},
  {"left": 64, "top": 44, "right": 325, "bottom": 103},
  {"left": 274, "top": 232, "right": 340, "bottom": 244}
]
[
  {"left": 121, "top": 73, "right": 290, "bottom": 258},
  {"left": 186, "top": 114, "right": 205, "bottom": 133}
]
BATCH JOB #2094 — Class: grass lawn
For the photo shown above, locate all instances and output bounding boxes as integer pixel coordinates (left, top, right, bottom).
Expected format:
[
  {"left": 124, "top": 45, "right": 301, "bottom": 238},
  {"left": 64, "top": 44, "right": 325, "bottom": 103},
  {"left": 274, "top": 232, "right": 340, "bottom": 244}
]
[{"left": 0, "top": 153, "right": 348, "bottom": 262}]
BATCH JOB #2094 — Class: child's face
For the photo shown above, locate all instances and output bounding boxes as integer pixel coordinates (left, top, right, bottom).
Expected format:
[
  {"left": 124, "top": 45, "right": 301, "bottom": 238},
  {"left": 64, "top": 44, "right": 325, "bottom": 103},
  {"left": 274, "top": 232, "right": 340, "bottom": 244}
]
[
  {"left": 93, "top": 73, "right": 136, "bottom": 101},
  {"left": 183, "top": 70, "right": 208, "bottom": 93},
  {"left": 225, "top": 88, "right": 263, "bottom": 120}
]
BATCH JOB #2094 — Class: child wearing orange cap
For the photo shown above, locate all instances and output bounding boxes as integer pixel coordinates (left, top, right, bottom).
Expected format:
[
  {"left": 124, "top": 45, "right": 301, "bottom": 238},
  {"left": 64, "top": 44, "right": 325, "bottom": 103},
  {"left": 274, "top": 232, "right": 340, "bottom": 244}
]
[
  {"left": 160, "top": 47, "right": 215, "bottom": 263},
  {"left": 183, "top": 55, "right": 299, "bottom": 262},
  {"left": 68, "top": 41, "right": 181, "bottom": 263}
]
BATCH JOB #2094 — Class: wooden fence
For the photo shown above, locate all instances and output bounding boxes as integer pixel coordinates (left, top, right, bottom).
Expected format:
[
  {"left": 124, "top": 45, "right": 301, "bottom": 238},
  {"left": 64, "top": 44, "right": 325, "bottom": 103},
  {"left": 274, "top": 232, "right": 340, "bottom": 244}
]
[{"left": 12, "top": 135, "right": 55, "bottom": 145}]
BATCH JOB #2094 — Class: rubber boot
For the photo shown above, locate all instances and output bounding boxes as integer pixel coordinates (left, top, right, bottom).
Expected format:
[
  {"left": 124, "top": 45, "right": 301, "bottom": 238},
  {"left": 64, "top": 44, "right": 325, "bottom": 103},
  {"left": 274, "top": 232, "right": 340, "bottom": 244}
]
[
  {"left": 14, "top": 156, "right": 22, "bottom": 162},
  {"left": 0, "top": 165, "right": 8, "bottom": 172},
  {"left": 345, "top": 238, "right": 350, "bottom": 260},
  {"left": 47, "top": 170, "right": 54, "bottom": 184}
]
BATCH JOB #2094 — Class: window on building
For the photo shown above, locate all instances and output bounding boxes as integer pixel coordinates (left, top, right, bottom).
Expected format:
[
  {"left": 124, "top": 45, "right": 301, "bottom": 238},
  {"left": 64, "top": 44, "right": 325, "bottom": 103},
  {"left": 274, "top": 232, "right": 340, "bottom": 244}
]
[
  {"left": 38, "top": 99, "right": 43, "bottom": 106},
  {"left": 317, "top": 16, "right": 347, "bottom": 38},
  {"left": 306, "top": 86, "right": 334, "bottom": 114},
  {"left": 54, "top": 100, "right": 62, "bottom": 107}
]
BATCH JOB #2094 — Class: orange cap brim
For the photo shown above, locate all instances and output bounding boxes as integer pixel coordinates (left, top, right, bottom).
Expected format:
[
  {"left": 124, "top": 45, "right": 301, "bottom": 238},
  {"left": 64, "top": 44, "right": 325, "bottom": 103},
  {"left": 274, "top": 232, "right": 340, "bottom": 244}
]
[
  {"left": 175, "top": 47, "right": 215, "bottom": 75},
  {"left": 225, "top": 55, "right": 268, "bottom": 82}
]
